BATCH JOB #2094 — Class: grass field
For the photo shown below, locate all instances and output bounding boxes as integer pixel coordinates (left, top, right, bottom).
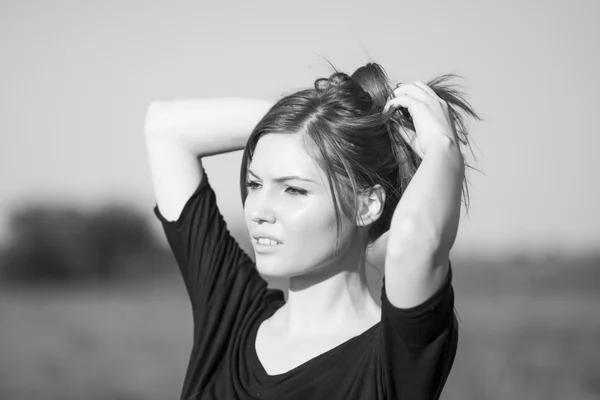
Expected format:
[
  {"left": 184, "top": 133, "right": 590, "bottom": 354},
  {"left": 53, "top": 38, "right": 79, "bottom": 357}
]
[{"left": 1, "top": 255, "right": 599, "bottom": 400}]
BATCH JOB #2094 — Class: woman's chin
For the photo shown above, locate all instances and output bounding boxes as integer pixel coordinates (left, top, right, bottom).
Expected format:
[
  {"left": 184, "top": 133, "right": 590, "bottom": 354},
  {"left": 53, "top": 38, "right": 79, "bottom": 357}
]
[{"left": 255, "top": 261, "right": 297, "bottom": 279}]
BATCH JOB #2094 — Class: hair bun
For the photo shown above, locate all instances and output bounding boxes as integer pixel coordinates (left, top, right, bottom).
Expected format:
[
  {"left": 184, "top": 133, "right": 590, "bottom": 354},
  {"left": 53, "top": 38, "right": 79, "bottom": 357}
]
[{"left": 314, "top": 72, "right": 351, "bottom": 91}]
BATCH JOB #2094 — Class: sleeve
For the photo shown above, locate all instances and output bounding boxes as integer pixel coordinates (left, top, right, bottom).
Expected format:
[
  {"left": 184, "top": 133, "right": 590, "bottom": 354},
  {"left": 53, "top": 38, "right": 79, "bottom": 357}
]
[
  {"left": 152, "top": 167, "right": 267, "bottom": 314},
  {"left": 378, "top": 264, "right": 458, "bottom": 400}
]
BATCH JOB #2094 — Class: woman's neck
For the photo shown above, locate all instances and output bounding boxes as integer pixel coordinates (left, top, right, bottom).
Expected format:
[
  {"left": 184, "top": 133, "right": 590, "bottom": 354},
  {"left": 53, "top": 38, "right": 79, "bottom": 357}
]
[{"left": 272, "top": 244, "right": 381, "bottom": 338}]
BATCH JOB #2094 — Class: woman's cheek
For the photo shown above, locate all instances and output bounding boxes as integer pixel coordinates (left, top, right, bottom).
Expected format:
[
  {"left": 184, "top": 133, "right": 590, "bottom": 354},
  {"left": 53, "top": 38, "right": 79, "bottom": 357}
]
[{"left": 290, "top": 202, "right": 338, "bottom": 250}]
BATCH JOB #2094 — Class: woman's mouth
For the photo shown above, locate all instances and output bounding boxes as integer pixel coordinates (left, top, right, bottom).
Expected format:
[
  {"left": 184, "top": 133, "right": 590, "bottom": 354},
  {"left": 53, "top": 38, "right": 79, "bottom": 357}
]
[{"left": 254, "top": 237, "right": 281, "bottom": 246}]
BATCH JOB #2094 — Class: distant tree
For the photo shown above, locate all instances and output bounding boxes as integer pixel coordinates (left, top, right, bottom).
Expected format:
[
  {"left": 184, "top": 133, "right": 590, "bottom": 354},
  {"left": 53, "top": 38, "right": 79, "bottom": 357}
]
[{"left": 0, "top": 203, "right": 170, "bottom": 283}]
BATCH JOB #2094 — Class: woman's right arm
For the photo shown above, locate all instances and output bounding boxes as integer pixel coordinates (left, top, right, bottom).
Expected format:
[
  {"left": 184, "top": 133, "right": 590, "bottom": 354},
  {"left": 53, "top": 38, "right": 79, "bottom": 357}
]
[{"left": 144, "top": 98, "right": 273, "bottom": 222}]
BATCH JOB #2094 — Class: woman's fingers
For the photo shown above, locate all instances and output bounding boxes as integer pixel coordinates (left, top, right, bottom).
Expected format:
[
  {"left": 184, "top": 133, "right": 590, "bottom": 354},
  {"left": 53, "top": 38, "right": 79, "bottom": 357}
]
[
  {"left": 383, "top": 82, "right": 438, "bottom": 115},
  {"left": 398, "top": 124, "right": 417, "bottom": 145},
  {"left": 413, "top": 81, "right": 441, "bottom": 100},
  {"left": 383, "top": 81, "right": 453, "bottom": 157},
  {"left": 397, "top": 122, "right": 423, "bottom": 156},
  {"left": 382, "top": 94, "right": 418, "bottom": 114},
  {"left": 394, "top": 82, "right": 432, "bottom": 102}
]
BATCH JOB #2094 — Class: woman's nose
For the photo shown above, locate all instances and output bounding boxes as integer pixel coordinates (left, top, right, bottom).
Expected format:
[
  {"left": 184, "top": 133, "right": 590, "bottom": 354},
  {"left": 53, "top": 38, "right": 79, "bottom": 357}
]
[{"left": 250, "top": 190, "right": 276, "bottom": 224}]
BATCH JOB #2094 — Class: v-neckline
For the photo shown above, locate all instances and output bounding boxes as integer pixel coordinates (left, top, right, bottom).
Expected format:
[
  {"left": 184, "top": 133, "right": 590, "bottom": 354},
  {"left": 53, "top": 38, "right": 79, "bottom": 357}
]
[{"left": 249, "top": 299, "right": 380, "bottom": 379}]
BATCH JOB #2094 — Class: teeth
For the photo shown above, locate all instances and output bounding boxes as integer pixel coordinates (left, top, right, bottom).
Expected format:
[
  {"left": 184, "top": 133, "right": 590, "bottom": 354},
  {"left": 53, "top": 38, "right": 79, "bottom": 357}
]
[{"left": 257, "top": 238, "right": 279, "bottom": 245}]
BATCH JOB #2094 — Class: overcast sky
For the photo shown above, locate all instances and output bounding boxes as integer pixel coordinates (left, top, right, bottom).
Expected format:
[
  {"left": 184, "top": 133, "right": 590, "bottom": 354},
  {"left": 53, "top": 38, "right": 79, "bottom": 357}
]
[{"left": 1, "top": 0, "right": 599, "bottom": 257}]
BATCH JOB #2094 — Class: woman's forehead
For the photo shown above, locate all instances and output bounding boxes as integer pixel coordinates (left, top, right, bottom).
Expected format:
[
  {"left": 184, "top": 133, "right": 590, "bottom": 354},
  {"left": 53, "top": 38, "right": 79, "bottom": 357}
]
[{"left": 250, "top": 134, "right": 324, "bottom": 183}]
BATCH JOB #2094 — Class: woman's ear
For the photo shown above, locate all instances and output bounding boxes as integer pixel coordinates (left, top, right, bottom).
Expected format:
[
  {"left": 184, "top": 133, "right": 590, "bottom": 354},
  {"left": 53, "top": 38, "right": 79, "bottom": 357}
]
[{"left": 356, "top": 184, "right": 385, "bottom": 227}]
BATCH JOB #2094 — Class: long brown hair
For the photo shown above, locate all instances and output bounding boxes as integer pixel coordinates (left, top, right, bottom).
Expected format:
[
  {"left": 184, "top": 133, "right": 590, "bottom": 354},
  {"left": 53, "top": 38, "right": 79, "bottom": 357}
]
[{"left": 240, "top": 62, "right": 480, "bottom": 257}]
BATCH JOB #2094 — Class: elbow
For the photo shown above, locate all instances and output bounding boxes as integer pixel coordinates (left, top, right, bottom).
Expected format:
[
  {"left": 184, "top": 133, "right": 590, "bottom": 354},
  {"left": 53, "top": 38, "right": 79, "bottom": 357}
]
[{"left": 144, "top": 101, "right": 168, "bottom": 136}]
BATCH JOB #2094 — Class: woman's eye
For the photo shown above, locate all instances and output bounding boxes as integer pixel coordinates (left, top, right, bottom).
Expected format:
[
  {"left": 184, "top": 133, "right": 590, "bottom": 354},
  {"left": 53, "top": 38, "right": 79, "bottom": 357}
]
[
  {"left": 286, "top": 186, "right": 307, "bottom": 196},
  {"left": 245, "top": 181, "right": 306, "bottom": 196},
  {"left": 245, "top": 181, "right": 260, "bottom": 190}
]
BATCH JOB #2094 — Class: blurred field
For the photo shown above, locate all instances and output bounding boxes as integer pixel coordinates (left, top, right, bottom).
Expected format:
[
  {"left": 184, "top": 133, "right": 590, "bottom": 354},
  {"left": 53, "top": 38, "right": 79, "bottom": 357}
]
[{"left": 1, "top": 254, "right": 599, "bottom": 400}]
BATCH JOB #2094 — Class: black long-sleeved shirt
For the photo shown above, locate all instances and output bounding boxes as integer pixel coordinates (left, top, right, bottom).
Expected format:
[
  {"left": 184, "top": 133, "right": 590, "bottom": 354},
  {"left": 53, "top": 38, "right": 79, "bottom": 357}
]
[{"left": 153, "top": 169, "right": 458, "bottom": 400}]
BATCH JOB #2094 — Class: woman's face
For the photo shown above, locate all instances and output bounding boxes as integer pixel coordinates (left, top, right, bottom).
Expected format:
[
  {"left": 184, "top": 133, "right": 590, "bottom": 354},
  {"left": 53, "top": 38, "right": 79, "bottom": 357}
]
[{"left": 244, "top": 133, "right": 354, "bottom": 278}]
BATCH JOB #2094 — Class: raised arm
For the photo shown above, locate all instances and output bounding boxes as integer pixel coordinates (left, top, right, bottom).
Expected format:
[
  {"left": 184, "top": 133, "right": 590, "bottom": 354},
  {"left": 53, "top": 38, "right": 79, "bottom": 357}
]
[
  {"left": 382, "top": 81, "right": 466, "bottom": 309},
  {"left": 144, "top": 98, "right": 273, "bottom": 221}
]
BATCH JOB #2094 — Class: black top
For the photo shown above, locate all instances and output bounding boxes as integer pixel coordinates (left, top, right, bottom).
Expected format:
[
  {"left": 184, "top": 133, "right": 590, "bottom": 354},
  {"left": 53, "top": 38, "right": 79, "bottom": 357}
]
[{"left": 153, "top": 169, "right": 458, "bottom": 400}]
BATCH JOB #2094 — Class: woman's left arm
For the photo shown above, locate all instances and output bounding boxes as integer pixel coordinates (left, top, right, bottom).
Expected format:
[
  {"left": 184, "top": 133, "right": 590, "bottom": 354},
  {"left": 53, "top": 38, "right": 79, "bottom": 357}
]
[{"left": 383, "top": 81, "right": 465, "bottom": 309}]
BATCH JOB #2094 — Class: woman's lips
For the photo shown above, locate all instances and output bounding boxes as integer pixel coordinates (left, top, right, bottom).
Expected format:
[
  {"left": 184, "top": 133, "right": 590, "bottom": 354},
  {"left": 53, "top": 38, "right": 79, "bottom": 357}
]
[{"left": 254, "top": 239, "right": 283, "bottom": 252}]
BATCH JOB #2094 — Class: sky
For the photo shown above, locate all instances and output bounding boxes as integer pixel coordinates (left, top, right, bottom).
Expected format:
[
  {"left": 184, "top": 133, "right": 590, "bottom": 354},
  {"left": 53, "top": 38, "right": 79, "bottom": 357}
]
[{"left": 1, "top": 0, "right": 599, "bottom": 257}]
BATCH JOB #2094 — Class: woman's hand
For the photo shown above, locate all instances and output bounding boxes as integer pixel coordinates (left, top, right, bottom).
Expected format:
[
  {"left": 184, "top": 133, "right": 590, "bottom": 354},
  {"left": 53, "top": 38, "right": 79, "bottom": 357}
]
[{"left": 383, "top": 81, "right": 457, "bottom": 158}]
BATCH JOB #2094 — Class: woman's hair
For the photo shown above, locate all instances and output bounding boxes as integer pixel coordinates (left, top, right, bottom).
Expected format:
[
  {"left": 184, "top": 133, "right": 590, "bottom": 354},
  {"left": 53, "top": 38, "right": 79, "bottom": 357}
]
[{"left": 240, "top": 62, "right": 480, "bottom": 259}]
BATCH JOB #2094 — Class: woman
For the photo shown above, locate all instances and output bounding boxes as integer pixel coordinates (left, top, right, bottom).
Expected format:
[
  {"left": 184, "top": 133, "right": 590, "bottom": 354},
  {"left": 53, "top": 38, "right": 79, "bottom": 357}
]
[{"left": 144, "top": 62, "right": 479, "bottom": 399}]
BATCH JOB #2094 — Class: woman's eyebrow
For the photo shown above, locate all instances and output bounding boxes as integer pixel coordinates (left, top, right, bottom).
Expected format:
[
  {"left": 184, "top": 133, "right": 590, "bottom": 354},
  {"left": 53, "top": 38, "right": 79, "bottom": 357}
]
[{"left": 248, "top": 169, "right": 316, "bottom": 184}]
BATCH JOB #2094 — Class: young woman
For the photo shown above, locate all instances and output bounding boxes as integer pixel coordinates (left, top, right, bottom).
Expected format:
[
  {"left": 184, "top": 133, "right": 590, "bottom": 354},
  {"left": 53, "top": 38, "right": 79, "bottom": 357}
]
[{"left": 144, "top": 62, "right": 479, "bottom": 400}]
